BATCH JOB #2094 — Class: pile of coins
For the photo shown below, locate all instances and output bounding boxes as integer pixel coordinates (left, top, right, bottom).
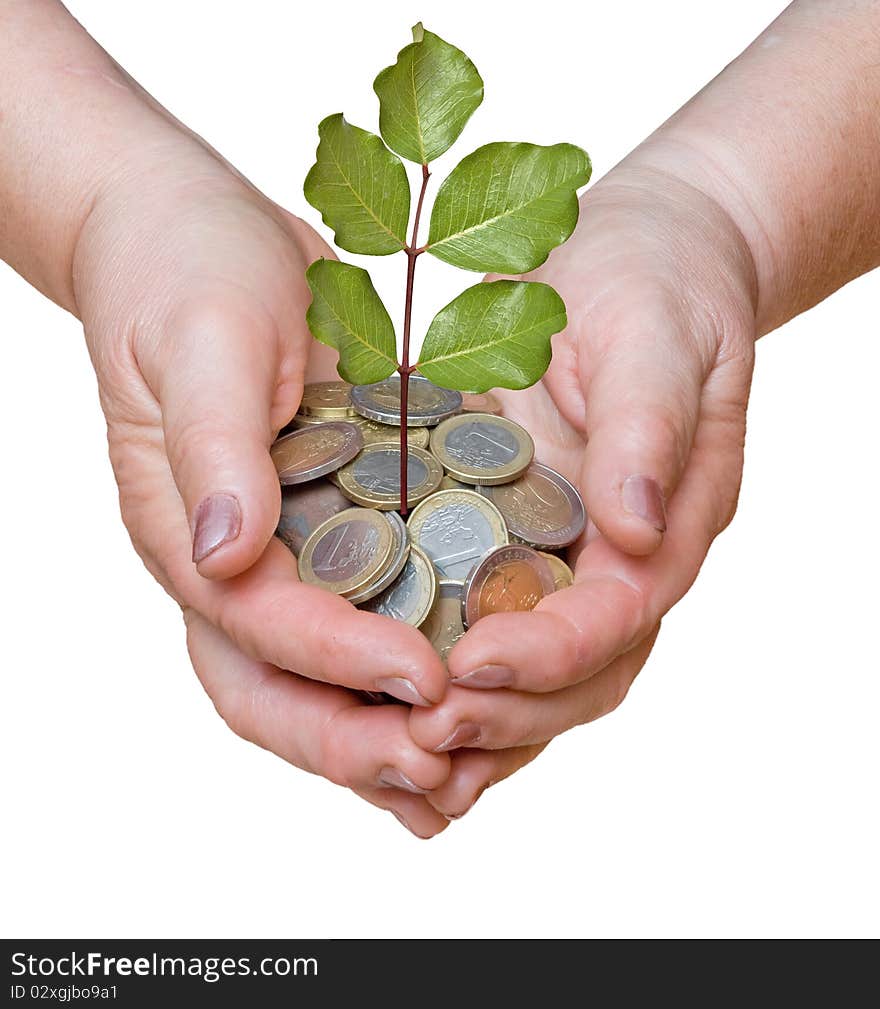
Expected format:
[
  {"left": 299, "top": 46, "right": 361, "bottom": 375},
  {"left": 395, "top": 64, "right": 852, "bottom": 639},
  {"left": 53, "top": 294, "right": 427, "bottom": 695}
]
[{"left": 271, "top": 376, "right": 586, "bottom": 660}]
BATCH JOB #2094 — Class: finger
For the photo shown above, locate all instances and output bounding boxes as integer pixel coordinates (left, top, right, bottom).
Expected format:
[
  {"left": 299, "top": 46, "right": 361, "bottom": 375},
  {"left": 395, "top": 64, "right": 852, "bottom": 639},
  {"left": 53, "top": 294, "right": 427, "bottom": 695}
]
[
  {"left": 354, "top": 786, "right": 451, "bottom": 840},
  {"left": 413, "top": 630, "right": 657, "bottom": 752},
  {"left": 186, "top": 609, "right": 451, "bottom": 790},
  {"left": 448, "top": 367, "right": 749, "bottom": 693},
  {"left": 579, "top": 304, "right": 710, "bottom": 555},
  {"left": 147, "top": 294, "right": 293, "bottom": 579},
  {"left": 425, "top": 743, "right": 547, "bottom": 820}
]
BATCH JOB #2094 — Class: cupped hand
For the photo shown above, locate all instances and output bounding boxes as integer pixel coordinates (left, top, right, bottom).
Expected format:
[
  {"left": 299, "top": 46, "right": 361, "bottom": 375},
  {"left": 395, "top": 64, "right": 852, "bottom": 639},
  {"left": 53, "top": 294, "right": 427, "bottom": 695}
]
[
  {"left": 409, "top": 164, "right": 758, "bottom": 815},
  {"left": 71, "top": 135, "right": 449, "bottom": 799}
]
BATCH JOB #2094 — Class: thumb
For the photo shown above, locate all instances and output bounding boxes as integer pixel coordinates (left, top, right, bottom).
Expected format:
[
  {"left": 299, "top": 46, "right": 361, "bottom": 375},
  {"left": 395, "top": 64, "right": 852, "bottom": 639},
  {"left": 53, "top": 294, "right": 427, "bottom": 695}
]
[
  {"left": 154, "top": 298, "right": 288, "bottom": 579},
  {"left": 580, "top": 312, "right": 707, "bottom": 555}
]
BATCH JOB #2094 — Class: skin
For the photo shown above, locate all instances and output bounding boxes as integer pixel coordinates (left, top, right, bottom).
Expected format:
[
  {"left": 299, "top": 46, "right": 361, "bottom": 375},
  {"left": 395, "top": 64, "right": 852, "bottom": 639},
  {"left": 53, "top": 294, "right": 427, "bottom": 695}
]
[{"left": 2, "top": 1, "right": 878, "bottom": 837}]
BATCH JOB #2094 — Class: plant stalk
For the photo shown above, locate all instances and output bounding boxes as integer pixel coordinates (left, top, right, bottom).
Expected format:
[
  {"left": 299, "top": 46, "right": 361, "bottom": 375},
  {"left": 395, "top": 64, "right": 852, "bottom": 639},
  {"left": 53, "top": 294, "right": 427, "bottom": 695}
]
[{"left": 399, "top": 163, "right": 430, "bottom": 514}]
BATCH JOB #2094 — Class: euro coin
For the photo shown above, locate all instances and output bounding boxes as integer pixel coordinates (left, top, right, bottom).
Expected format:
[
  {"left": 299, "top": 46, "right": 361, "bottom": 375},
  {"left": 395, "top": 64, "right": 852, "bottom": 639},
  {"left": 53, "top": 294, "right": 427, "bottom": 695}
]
[
  {"left": 460, "top": 391, "right": 503, "bottom": 415},
  {"left": 299, "top": 380, "right": 356, "bottom": 418},
  {"left": 421, "top": 579, "right": 466, "bottom": 661},
  {"left": 360, "top": 545, "right": 437, "bottom": 627},
  {"left": 538, "top": 551, "right": 575, "bottom": 591},
  {"left": 477, "top": 462, "right": 586, "bottom": 548},
  {"left": 462, "top": 544, "right": 556, "bottom": 628},
  {"left": 350, "top": 415, "right": 430, "bottom": 448},
  {"left": 429, "top": 413, "right": 533, "bottom": 485},
  {"left": 406, "top": 489, "right": 508, "bottom": 582},
  {"left": 335, "top": 444, "right": 443, "bottom": 511},
  {"left": 351, "top": 374, "right": 462, "bottom": 427},
  {"left": 347, "top": 511, "right": 410, "bottom": 604},
  {"left": 271, "top": 421, "right": 363, "bottom": 485},
  {"left": 298, "top": 507, "right": 394, "bottom": 598},
  {"left": 276, "top": 478, "right": 352, "bottom": 555}
]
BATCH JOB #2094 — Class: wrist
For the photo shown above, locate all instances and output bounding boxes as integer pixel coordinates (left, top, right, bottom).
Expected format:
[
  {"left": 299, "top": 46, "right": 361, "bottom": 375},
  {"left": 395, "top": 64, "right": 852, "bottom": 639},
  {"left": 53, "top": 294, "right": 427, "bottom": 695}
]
[{"left": 0, "top": 1, "right": 188, "bottom": 314}]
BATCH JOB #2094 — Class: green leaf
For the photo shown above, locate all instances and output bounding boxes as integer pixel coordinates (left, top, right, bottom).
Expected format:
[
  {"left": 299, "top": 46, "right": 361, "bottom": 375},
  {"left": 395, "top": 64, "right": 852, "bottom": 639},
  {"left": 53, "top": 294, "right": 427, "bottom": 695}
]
[
  {"left": 304, "top": 114, "right": 410, "bottom": 255},
  {"left": 417, "top": 280, "right": 566, "bottom": 392},
  {"left": 373, "top": 24, "right": 483, "bottom": 164},
  {"left": 426, "top": 142, "right": 591, "bottom": 273},
  {"left": 305, "top": 259, "right": 398, "bottom": 384}
]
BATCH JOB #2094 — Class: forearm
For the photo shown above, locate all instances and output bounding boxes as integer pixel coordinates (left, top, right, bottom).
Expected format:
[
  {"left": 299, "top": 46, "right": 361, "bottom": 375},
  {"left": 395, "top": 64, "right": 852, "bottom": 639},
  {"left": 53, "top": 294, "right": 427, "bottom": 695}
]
[
  {"left": 0, "top": 0, "right": 200, "bottom": 313},
  {"left": 627, "top": 0, "right": 880, "bottom": 335}
]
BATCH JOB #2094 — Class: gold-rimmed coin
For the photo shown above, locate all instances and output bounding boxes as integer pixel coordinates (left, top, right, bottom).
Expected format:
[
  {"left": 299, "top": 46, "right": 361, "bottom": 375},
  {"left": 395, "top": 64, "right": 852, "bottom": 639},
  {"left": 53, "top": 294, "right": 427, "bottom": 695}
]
[
  {"left": 421, "top": 580, "right": 466, "bottom": 661},
  {"left": 298, "top": 507, "right": 394, "bottom": 598},
  {"left": 406, "top": 489, "right": 508, "bottom": 582},
  {"left": 271, "top": 421, "right": 363, "bottom": 485},
  {"left": 290, "top": 413, "right": 329, "bottom": 427},
  {"left": 360, "top": 546, "right": 437, "bottom": 627},
  {"left": 538, "top": 551, "right": 574, "bottom": 591},
  {"left": 347, "top": 511, "right": 410, "bottom": 604},
  {"left": 335, "top": 444, "right": 443, "bottom": 511},
  {"left": 439, "top": 474, "right": 468, "bottom": 491},
  {"left": 299, "top": 380, "right": 356, "bottom": 418},
  {"left": 462, "top": 544, "right": 556, "bottom": 628},
  {"left": 350, "top": 415, "right": 430, "bottom": 448},
  {"left": 429, "top": 413, "right": 533, "bottom": 485}
]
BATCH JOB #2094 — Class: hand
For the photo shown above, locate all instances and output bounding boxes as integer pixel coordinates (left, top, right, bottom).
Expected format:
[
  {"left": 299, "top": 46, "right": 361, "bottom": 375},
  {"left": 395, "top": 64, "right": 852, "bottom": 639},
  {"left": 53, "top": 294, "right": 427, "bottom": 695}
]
[
  {"left": 71, "top": 131, "right": 451, "bottom": 803},
  {"left": 408, "top": 164, "right": 757, "bottom": 815}
]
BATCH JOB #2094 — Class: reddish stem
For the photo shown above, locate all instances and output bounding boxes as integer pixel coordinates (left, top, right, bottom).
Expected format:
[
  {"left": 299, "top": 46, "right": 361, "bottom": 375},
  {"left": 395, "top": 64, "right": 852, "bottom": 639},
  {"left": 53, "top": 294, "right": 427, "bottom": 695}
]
[{"left": 399, "top": 163, "right": 430, "bottom": 515}]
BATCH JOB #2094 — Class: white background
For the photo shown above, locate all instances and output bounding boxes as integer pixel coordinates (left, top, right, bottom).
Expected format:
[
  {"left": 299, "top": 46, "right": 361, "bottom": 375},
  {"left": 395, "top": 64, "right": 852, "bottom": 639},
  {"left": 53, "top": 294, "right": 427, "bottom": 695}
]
[{"left": 2, "top": 0, "right": 878, "bottom": 939}]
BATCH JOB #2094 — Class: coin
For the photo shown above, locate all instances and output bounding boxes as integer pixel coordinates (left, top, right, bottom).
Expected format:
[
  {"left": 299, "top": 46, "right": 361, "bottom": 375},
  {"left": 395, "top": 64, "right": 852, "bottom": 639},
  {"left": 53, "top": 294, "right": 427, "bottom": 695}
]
[
  {"left": 290, "top": 413, "right": 330, "bottom": 427},
  {"left": 350, "top": 415, "right": 430, "bottom": 449},
  {"left": 462, "top": 544, "right": 556, "bottom": 628},
  {"left": 271, "top": 422, "right": 363, "bottom": 485},
  {"left": 406, "top": 489, "right": 508, "bottom": 582},
  {"left": 538, "top": 551, "right": 575, "bottom": 591},
  {"left": 298, "top": 507, "right": 394, "bottom": 598},
  {"left": 351, "top": 374, "right": 462, "bottom": 427},
  {"left": 421, "top": 579, "right": 466, "bottom": 661},
  {"left": 360, "top": 545, "right": 437, "bottom": 627},
  {"left": 335, "top": 444, "right": 443, "bottom": 510},
  {"left": 276, "top": 479, "right": 352, "bottom": 555},
  {"left": 460, "top": 391, "right": 503, "bottom": 415},
  {"left": 299, "top": 380, "right": 355, "bottom": 418},
  {"left": 347, "top": 511, "right": 410, "bottom": 604},
  {"left": 477, "top": 463, "right": 586, "bottom": 548},
  {"left": 439, "top": 474, "right": 468, "bottom": 491},
  {"left": 429, "top": 413, "right": 534, "bottom": 485}
]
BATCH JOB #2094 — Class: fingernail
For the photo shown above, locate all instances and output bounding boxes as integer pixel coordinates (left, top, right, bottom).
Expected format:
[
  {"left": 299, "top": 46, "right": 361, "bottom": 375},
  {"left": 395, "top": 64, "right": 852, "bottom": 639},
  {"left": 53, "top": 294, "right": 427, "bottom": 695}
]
[
  {"left": 451, "top": 664, "right": 514, "bottom": 689},
  {"left": 433, "top": 722, "right": 482, "bottom": 752},
  {"left": 621, "top": 475, "right": 667, "bottom": 533},
  {"left": 378, "top": 766, "right": 428, "bottom": 794},
  {"left": 391, "top": 810, "right": 422, "bottom": 837},
  {"left": 192, "top": 493, "right": 242, "bottom": 563},
  {"left": 375, "top": 677, "right": 431, "bottom": 707}
]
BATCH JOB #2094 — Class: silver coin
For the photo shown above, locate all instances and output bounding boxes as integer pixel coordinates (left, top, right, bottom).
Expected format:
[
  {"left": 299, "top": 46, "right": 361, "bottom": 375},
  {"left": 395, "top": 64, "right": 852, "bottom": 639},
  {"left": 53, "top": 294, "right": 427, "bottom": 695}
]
[
  {"left": 276, "top": 479, "right": 352, "bottom": 555},
  {"left": 360, "top": 545, "right": 437, "bottom": 627},
  {"left": 406, "top": 489, "right": 509, "bottom": 582},
  {"left": 351, "top": 374, "right": 462, "bottom": 427},
  {"left": 271, "top": 421, "right": 363, "bottom": 485},
  {"left": 478, "top": 462, "right": 586, "bottom": 548},
  {"left": 347, "top": 511, "right": 411, "bottom": 604}
]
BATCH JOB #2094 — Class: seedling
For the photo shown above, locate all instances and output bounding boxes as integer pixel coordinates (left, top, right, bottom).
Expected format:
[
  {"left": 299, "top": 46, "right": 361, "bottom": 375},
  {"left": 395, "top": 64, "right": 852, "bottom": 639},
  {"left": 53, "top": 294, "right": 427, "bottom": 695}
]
[{"left": 304, "top": 24, "right": 591, "bottom": 511}]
